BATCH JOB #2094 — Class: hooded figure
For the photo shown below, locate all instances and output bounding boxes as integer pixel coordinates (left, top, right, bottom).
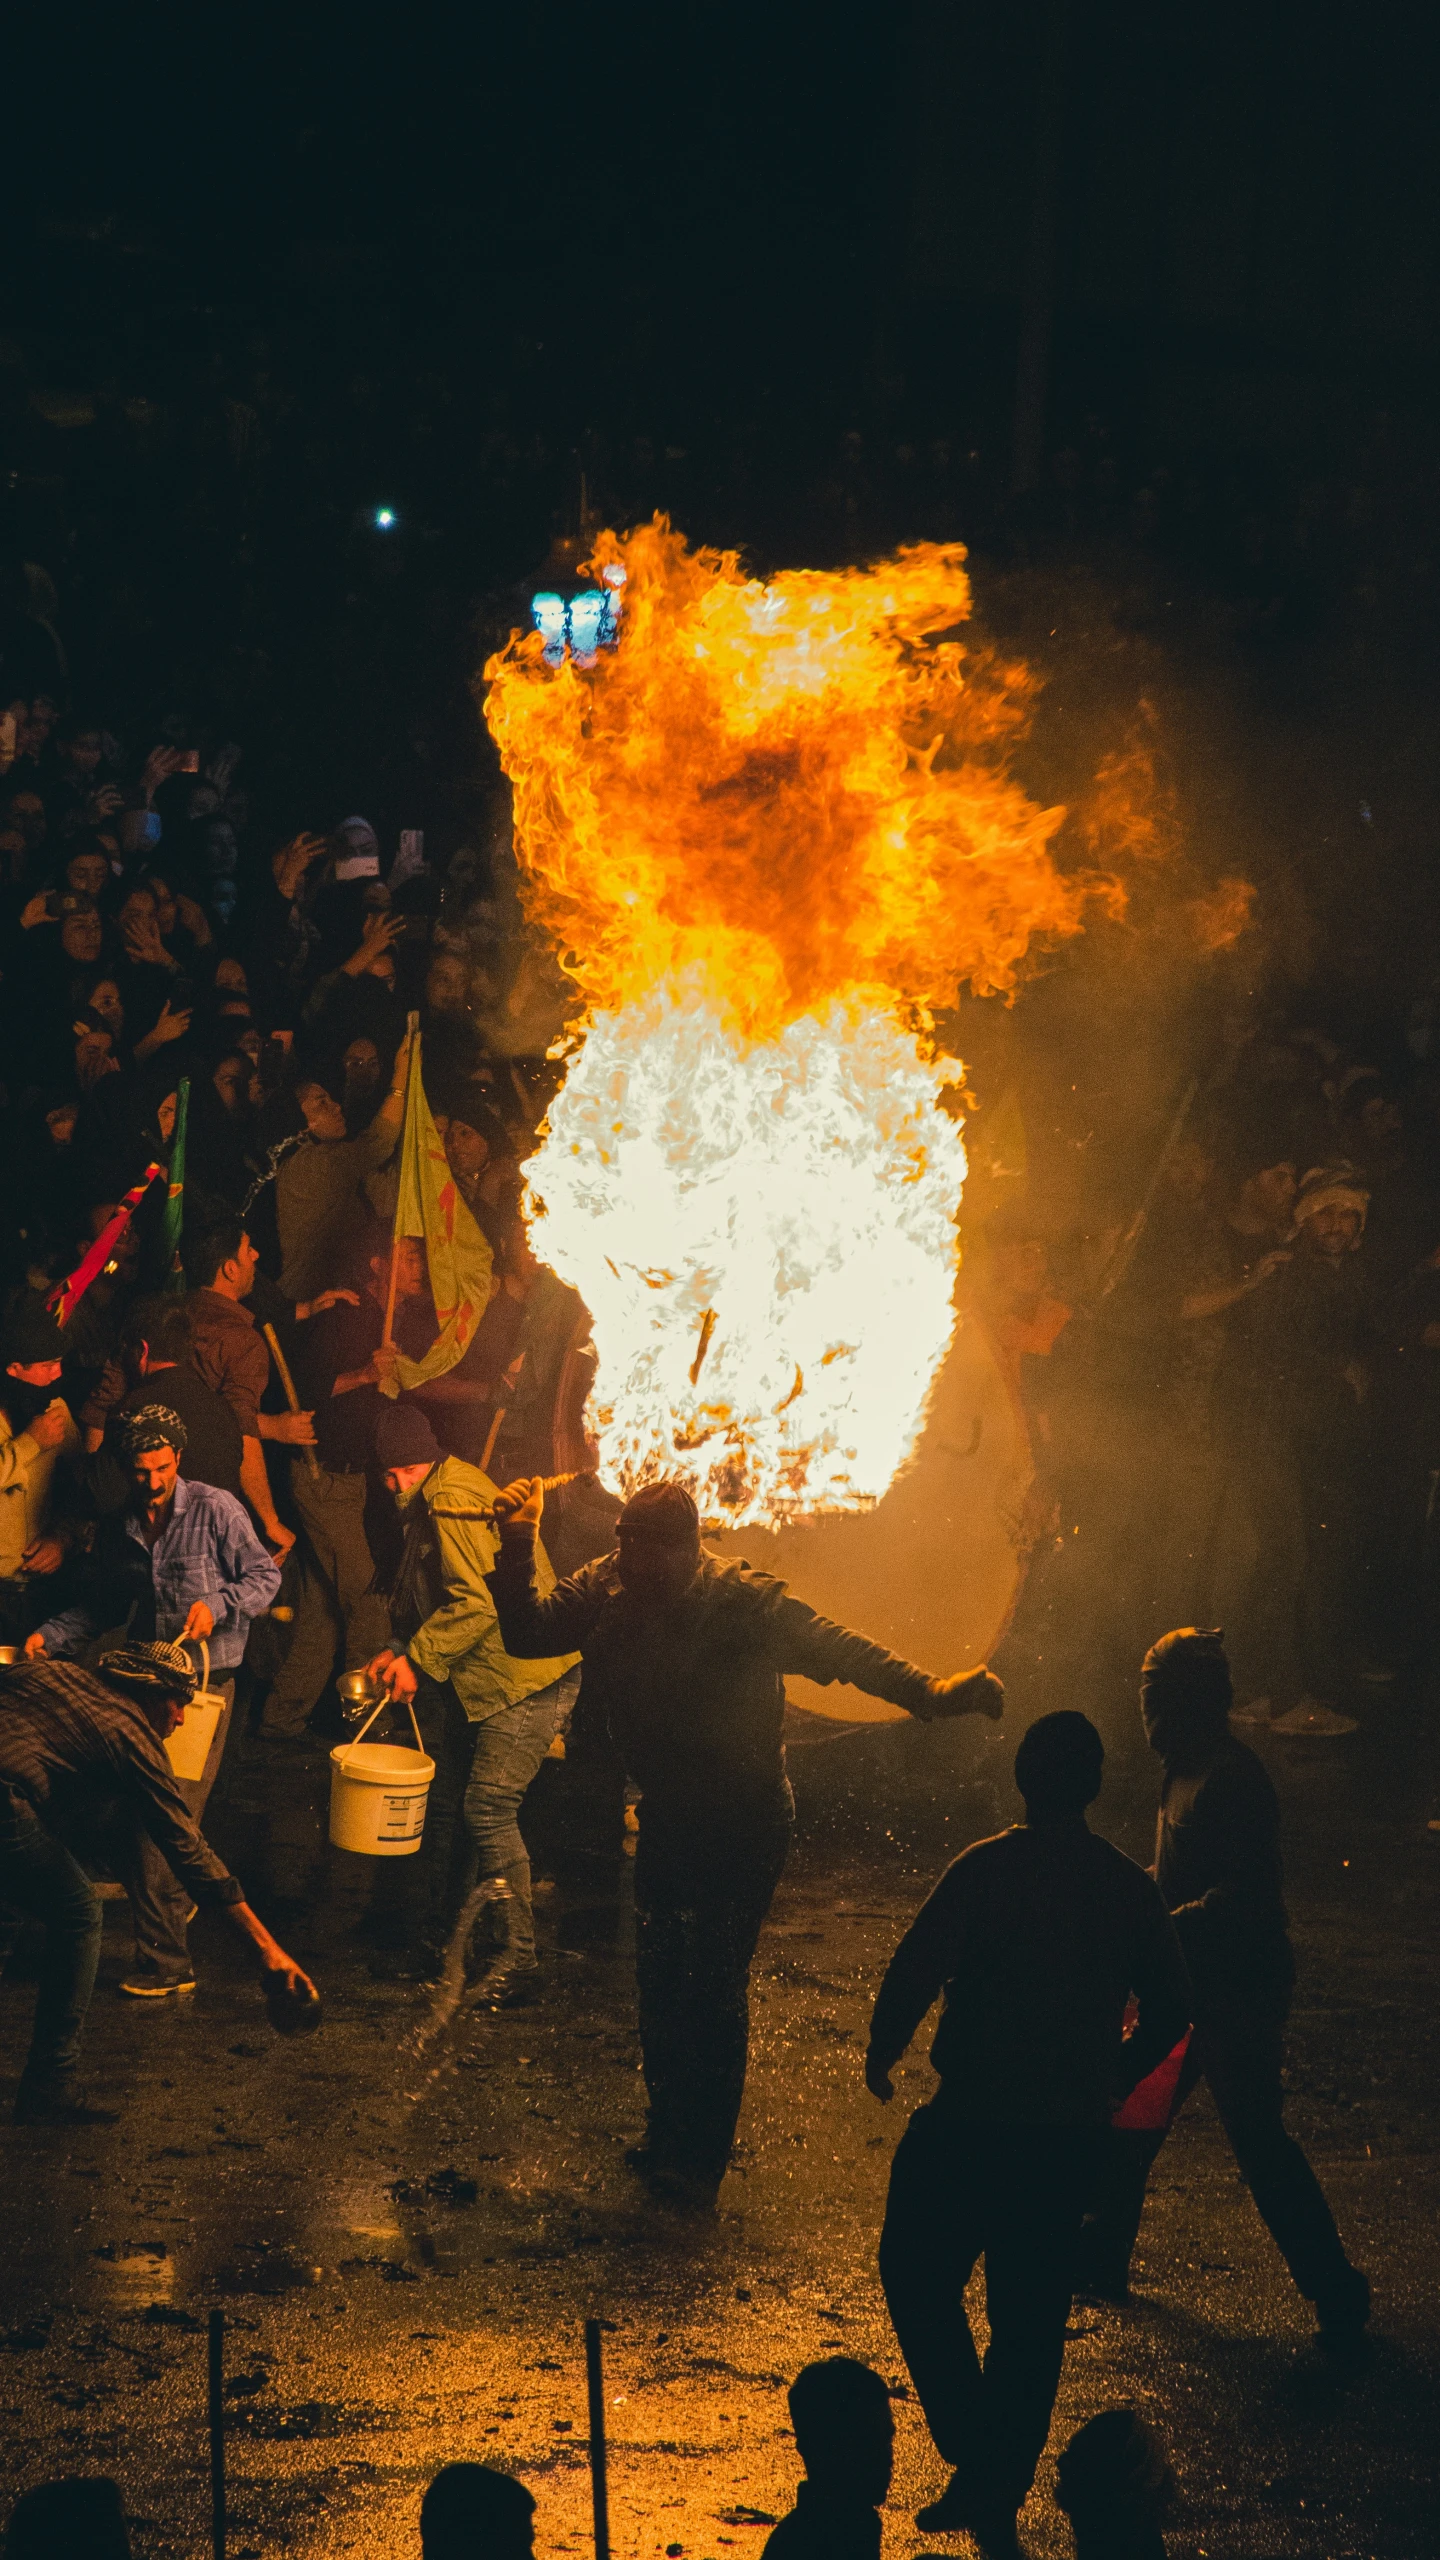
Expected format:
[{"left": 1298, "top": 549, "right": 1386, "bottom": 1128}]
[{"left": 1076, "top": 1628, "right": 1370, "bottom": 2352}]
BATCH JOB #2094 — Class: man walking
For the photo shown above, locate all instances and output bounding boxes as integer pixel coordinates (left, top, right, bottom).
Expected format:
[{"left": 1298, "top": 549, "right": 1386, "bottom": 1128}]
[
  {"left": 26, "top": 1406, "right": 280, "bottom": 1995},
  {"left": 0, "top": 1641, "right": 315, "bottom": 2123},
  {"left": 1075, "top": 1627, "right": 1370, "bottom": 2347},
  {"left": 363, "top": 1406, "right": 580, "bottom": 1997},
  {"left": 867, "top": 1712, "right": 1190, "bottom": 2555},
  {"left": 489, "top": 1474, "right": 1005, "bottom": 2206}
]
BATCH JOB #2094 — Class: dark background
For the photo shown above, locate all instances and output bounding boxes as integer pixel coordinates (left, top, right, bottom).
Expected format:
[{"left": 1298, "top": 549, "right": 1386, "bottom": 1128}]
[{"left": 5, "top": 2, "right": 1439, "bottom": 1044}]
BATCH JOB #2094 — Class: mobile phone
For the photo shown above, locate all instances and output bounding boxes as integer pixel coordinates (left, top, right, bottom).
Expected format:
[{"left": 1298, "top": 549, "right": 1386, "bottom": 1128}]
[{"left": 178, "top": 749, "right": 201, "bottom": 774}]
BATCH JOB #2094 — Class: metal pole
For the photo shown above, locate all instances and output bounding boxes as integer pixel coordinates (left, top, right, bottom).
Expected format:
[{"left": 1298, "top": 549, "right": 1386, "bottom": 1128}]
[
  {"left": 208, "top": 2308, "right": 226, "bottom": 2560},
  {"left": 584, "top": 2318, "right": 611, "bottom": 2560}
]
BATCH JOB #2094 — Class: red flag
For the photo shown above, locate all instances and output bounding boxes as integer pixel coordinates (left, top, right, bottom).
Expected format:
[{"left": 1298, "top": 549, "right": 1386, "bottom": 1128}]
[{"left": 46, "top": 1162, "right": 166, "bottom": 1326}]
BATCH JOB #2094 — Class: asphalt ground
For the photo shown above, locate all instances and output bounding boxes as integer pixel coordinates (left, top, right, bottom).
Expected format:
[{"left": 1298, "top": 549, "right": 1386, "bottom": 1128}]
[{"left": 1, "top": 1706, "right": 1437, "bottom": 2560}]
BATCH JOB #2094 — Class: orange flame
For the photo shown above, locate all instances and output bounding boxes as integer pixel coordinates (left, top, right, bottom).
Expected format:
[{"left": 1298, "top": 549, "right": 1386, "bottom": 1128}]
[{"left": 482, "top": 520, "right": 1109, "bottom": 1524}]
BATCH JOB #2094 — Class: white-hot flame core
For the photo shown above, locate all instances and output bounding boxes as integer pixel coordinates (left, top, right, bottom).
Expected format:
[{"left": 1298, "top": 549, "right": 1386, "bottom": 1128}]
[{"left": 524, "top": 988, "right": 966, "bottom": 1526}]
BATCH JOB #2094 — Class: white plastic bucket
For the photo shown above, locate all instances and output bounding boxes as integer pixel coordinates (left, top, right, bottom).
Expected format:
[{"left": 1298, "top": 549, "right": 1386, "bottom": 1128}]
[
  {"left": 165, "top": 1642, "right": 227, "bottom": 1784},
  {"left": 328, "top": 1692, "right": 434, "bottom": 1857}
]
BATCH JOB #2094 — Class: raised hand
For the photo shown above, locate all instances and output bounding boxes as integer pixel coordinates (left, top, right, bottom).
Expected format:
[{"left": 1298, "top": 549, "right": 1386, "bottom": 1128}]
[{"left": 491, "top": 1477, "right": 545, "bottom": 1532}]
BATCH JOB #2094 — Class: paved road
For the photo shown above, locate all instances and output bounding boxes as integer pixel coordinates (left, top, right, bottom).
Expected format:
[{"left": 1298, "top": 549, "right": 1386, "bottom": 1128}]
[{"left": 1, "top": 1711, "right": 1436, "bottom": 2558}]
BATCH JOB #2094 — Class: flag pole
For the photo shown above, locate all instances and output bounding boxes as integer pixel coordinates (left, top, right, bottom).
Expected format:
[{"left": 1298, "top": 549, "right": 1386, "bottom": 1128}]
[{"left": 384, "top": 1015, "right": 421, "bottom": 1348}]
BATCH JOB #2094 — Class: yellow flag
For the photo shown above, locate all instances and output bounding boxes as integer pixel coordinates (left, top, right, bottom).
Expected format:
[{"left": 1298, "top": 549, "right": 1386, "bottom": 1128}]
[{"left": 381, "top": 1032, "right": 495, "bottom": 1394}]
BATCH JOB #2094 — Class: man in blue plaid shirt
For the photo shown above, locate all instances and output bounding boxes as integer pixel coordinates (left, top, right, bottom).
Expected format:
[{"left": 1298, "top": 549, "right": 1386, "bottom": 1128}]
[{"left": 26, "top": 1402, "right": 279, "bottom": 1994}]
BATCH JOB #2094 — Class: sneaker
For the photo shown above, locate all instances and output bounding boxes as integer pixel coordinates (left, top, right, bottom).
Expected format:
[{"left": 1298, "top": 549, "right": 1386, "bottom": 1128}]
[
  {"left": 1229, "top": 1695, "right": 1273, "bottom": 1727},
  {"left": 14, "top": 2083, "right": 120, "bottom": 2127},
  {"left": 119, "top": 1970, "right": 197, "bottom": 2000},
  {"left": 1269, "top": 1699, "right": 1358, "bottom": 1737}
]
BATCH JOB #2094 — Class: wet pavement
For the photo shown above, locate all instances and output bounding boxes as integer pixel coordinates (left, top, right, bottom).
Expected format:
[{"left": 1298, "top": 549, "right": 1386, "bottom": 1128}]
[{"left": 2, "top": 1708, "right": 1438, "bottom": 2559}]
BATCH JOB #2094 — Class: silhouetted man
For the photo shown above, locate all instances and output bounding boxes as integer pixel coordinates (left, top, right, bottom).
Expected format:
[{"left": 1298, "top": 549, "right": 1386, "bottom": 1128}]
[
  {"left": 419, "top": 2463, "right": 535, "bottom": 2560},
  {"left": 763, "top": 2358, "right": 894, "bottom": 2560},
  {"left": 490, "top": 1474, "right": 1004, "bottom": 2205},
  {"left": 868, "top": 1712, "right": 1190, "bottom": 2556},
  {"left": 1076, "top": 1628, "right": 1370, "bottom": 2348},
  {"left": 1054, "top": 2409, "right": 1175, "bottom": 2560}
]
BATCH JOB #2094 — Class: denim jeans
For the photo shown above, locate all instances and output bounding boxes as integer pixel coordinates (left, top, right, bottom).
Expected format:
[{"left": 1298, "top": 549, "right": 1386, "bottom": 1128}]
[
  {"left": 0, "top": 1785, "right": 104, "bottom": 2091},
  {"left": 463, "top": 1671, "right": 581, "bottom": 1875}
]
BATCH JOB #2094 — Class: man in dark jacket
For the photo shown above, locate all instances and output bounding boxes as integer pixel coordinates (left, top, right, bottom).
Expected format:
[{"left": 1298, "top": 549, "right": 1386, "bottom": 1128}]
[
  {"left": 489, "top": 1473, "right": 1004, "bottom": 2204},
  {"left": 867, "top": 1713, "right": 1191, "bottom": 2557},
  {"left": 1076, "top": 1627, "right": 1370, "bottom": 2345},
  {"left": 0, "top": 1643, "right": 316, "bottom": 2123}
]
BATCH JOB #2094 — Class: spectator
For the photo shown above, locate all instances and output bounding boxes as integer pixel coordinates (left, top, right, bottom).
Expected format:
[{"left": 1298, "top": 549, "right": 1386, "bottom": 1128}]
[
  {"left": 419, "top": 2464, "right": 535, "bottom": 2560},
  {"left": 5, "top": 2476, "right": 132, "bottom": 2560},
  {"left": 1054, "top": 2409, "right": 1175, "bottom": 2559},
  {"left": 276, "top": 1035, "right": 409, "bottom": 1304},
  {"left": 763, "top": 2358, "right": 894, "bottom": 2560},
  {"left": 0, "top": 1300, "right": 80, "bottom": 1646},
  {"left": 181, "top": 1218, "right": 296, "bottom": 1555}
]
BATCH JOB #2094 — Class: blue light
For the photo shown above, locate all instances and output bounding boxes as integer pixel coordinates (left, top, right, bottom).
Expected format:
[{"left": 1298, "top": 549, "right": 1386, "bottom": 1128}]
[
  {"left": 373, "top": 506, "right": 398, "bottom": 531},
  {"left": 530, "top": 566, "right": 625, "bottom": 666}
]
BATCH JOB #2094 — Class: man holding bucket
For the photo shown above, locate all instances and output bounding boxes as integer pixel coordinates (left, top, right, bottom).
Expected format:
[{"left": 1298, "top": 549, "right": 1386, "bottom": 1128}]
[
  {"left": 0, "top": 1641, "right": 317, "bottom": 2124},
  {"left": 359, "top": 1405, "right": 580, "bottom": 2001},
  {"left": 25, "top": 1404, "right": 280, "bottom": 1997}
]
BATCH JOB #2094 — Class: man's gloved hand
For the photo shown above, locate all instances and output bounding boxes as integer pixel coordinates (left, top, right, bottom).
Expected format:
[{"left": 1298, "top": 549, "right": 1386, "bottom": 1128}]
[
  {"left": 491, "top": 1478, "right": 545, "bottom": 1535},
  {"left": 922, "top": 1666, "right": 1005, "bottom": 1722}
]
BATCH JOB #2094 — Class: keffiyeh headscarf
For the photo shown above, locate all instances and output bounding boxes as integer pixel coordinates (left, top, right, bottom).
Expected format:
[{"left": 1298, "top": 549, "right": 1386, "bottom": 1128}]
[{"left": 117, "top": 1403, "right": 188, "bottom": 1460}]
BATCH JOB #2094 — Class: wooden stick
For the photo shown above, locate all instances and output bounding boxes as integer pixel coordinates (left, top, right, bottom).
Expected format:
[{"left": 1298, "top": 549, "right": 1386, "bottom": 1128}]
[
  {"left": 262, "top": 1323, "right": 320, "bottom": 1480},
  {"left": 584, "top": 2318, "right": 611, "bottom": 2560},
  {"left": 384, "top": 1014, "right": 422, "bottom": 1347},
  {"left": 479, "top": 1404, "right": 507, "bottom": 1475},
  {"left": 208, "top": 2308, "right": 226, "bottom": 2560}
]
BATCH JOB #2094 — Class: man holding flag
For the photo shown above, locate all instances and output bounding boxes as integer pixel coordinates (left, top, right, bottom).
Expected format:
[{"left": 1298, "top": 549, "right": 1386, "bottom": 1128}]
[{"left": 262, "top": 1029, "right": 500, "bottom": 1746}]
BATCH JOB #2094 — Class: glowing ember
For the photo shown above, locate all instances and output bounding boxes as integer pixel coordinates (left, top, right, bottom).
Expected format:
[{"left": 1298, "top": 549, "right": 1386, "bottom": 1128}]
[{"left": 483, "top": 520, "right": 1104, "bottom": 1524}]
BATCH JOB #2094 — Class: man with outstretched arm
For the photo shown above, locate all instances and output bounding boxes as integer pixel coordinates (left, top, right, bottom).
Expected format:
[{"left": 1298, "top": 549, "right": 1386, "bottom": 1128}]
[
  {"left": 0, "top": 1642, "right": 317, "bottom": 2125},
  {"left": 488, "top": 1472, "right": 1004, "bottom": 2208},
  {"left": 866, "top": 1712, "right": 1191, "bottom": 2558}
]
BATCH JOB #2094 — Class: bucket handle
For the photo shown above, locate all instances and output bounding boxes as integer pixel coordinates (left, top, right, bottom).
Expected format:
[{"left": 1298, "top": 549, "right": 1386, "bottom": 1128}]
[
  {"left": 180, "top": 1636, "right": 211, "bottom": 1702},
  {"left": 347, "top": 1675, "right": 426, "bottom": 1757}
]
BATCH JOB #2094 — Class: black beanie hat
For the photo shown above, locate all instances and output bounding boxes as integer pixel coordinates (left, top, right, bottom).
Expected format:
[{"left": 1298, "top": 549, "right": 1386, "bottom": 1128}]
[
  {"left": 375, "top": 1401, "right": 443, "bottom": 1470},
  {"left": 3, "top": 1295, "right": 66, "bottom": 1369}
]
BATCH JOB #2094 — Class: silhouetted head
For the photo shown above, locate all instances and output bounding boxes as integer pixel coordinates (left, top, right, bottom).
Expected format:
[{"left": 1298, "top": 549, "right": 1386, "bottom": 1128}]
[
  {"left": 1014, "top": 1711, "right": 1103, "bottom": 1819},
  {"left": 1140, "top": 1628, "right": 1232, "bottom": 1763},
  {"left": 419, "top": 2463, "right": 535, "bottom": 2560},
  {"left": 615, "top": 1480, "right": 702, "bottom": 1608},
  {"left": 5, "top": 2476, "right": 131, "bottom": 2560},
  {"left": 1055, "top": 2407, "right": 1174, "bottom": 2558},
  {"left": 787, "top": 2358, "right": 894, "bottom": 2505}
]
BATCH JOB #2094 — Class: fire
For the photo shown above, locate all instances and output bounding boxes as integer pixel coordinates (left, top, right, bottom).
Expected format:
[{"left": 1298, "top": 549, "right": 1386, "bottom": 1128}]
[{"left": 483, "top": 520, "right": 1104, "bottom": 1524}]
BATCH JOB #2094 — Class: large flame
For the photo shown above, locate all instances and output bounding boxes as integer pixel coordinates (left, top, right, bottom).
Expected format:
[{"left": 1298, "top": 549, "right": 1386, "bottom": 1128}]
[{"left": 483, "top": 520, "right": 1103, "bottom": 1525}]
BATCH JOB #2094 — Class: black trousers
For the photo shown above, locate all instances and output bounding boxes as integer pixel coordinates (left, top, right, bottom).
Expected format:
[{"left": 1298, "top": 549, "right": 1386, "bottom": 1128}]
[
  {"left": 633, "top": 1809, "right": 792, "bottom": 2182},
  {"left": 1083, "top": 1991, "right": 1357, "bottom": 2308},
  {"left": 880, "top": 2106, "right": 1101, "bottom": 2514}
]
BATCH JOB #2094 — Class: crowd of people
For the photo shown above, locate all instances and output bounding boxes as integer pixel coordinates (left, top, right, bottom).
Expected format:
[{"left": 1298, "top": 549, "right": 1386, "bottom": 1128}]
[
  {"left": 970, "top": 1016, "right": 1440, "bottom": 1743},
  {"left": 0, "top": 677, "right": 1389, "bottom": 2555}
]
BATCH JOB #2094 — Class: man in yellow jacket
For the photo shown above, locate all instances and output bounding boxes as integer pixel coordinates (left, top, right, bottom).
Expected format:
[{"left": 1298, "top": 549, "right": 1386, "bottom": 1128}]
[{"left": 365, "top": 1403, "right": 578, "bottom": 2002}]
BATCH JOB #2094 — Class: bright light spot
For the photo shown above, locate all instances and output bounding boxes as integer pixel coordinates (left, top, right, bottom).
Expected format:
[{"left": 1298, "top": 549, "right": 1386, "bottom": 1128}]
[{"left": 373, "top": 506, "right": 398, "bottom": 531}]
